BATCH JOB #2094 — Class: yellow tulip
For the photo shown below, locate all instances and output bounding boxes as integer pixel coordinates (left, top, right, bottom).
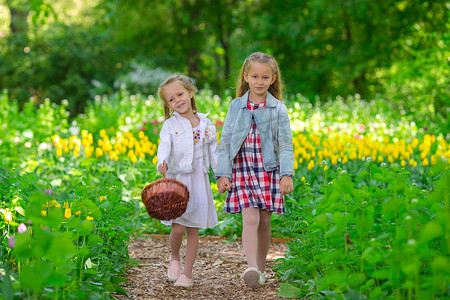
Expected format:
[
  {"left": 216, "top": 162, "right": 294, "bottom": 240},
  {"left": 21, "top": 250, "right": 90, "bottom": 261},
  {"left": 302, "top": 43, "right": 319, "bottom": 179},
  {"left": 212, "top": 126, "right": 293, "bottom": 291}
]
[
  {"left": 301, "top": 176, "right": 306, "bottom": 183},
  {"left": 87, "top": 216, "right": 94, "bottom": 221},
  {"left": 342, "top": 156, "right": 348, "bottom": 164},
  {"left": 4, "top": 211, "right": 12, "bottom": 223},
  {"left": 400, "top": 160, "right": 406, "bottom": 167},
  {"left": 430, "top": 155, "right": 436, "bottom": 165},
  {"left": 95, "top": 147, "right": 103, "bottom": 157},
  {"left": 65, "top": 209, "right": 72, "bottom": 219},
  {"left": 388, "top": 155, "right": 394, "bottom": 164},
  {"left": 307, "top": 160, "right": 315, "bottom": 170},
  {"left": 422, "top": 158, "right": 429, "bottom": 166},
  {"left": 41, "top": 210, "right": 47, "bottom": 216}
]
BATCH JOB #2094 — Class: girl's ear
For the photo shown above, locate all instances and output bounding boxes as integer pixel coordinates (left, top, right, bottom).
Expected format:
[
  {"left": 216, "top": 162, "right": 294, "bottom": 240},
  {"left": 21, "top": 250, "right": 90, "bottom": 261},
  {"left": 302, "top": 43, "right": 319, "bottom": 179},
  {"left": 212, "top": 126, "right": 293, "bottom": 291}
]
[
  {"left": 189, "top": 90, "right": 194, "bottom": 99},
  {"left": 243, "top": 72, "right": 249, "bottom": 83},
  {"left": 271, "top": 75, "right": 277, "bottom": 85}
]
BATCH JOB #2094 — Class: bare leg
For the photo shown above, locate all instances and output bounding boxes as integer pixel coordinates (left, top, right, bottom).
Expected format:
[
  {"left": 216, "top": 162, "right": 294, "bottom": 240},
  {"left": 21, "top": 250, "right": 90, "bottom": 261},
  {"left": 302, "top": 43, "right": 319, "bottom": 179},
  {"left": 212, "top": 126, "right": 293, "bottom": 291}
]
[
  {"left": 182, "top": 227, "right": 199, "bottom": 278},
  {"left": 257, "top": 210, "right": 272, "bottom": 272},
  {"left": 169, "top": 223, "right": 185, "bottom": 261},
  {"left": 241, "top": 207, "right": 260, "bottom": 268}
]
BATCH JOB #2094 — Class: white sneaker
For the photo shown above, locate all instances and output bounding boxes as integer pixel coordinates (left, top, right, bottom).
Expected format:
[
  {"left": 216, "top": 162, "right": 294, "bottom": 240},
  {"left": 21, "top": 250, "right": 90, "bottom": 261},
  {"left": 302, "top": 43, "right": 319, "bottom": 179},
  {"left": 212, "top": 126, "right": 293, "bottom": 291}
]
[
  {"left": 258, "top": 271, "right": 266, "bottom": 285},
  {"left": 243, "top": 267, "right": 261, "bottom": 288}
]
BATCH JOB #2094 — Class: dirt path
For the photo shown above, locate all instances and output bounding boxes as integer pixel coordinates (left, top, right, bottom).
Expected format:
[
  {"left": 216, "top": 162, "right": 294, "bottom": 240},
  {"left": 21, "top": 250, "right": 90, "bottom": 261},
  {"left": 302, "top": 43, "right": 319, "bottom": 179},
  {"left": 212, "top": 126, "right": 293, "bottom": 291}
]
[{"left": 115, "top": 235, "right": 289, "bottom": 300}]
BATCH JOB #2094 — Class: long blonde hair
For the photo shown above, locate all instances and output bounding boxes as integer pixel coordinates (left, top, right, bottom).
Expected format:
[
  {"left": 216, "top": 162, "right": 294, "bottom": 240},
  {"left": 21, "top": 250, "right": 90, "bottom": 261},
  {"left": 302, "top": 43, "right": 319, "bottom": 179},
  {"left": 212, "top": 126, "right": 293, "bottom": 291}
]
[
  {"left": 236, "top": 52, "right": 284, "bottom": 101},
  {"left": 158, "top": 74, "right": 199, "bottom": 120}
]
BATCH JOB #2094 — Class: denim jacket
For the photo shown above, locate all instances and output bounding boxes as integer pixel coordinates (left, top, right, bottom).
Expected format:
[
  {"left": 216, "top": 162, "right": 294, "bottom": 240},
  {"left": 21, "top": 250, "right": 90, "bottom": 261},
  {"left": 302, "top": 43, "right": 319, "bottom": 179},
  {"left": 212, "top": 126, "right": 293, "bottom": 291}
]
[
  {"left": 216, "top": 90, "right": 294, "bottom": 180},
  {"left": 157, "top": 112, "right": 219, "bottom": 174}
]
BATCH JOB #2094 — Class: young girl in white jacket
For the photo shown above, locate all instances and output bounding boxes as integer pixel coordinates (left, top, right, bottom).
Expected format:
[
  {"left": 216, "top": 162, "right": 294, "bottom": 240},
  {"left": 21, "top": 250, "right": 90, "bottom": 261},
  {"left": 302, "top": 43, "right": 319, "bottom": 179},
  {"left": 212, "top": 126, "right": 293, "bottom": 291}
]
[{"left": 156, "top": 74, "right": 219, "bottom": 288}]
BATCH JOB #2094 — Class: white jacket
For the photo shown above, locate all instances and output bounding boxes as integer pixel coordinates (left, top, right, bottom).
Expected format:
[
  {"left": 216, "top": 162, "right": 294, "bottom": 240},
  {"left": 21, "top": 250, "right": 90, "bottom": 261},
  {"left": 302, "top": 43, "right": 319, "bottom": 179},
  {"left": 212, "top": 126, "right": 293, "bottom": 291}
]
[{"left": 157, "top": 111, "right": 219, "bottom": 174}]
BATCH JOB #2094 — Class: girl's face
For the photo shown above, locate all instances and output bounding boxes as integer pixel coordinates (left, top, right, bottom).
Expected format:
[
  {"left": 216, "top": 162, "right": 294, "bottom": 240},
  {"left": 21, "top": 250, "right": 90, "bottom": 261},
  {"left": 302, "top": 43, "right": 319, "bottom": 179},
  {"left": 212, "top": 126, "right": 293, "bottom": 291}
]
[
  {"left": 244, "top": 62, "right": 276, "bottom": 100},
  {"left": 162, "top": 82, "right": 194, "bottom": 117}
]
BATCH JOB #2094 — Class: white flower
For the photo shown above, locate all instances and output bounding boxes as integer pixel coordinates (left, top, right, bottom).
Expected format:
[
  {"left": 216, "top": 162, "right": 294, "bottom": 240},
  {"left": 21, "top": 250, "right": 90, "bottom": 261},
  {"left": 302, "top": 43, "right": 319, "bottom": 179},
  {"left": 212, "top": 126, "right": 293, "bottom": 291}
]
[{"left": 204, "top": 125, "right": 217, "bottom": 143}]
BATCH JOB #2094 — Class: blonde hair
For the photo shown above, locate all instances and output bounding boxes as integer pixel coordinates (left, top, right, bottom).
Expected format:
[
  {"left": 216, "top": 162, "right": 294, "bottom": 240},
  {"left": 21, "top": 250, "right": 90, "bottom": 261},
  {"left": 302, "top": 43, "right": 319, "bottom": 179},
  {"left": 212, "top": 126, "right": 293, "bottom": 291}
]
[
  {"left": 236, "top": 52, "right": 284, "bottom": 101},
  {"left": 158, "top": 74, "right": 198, "bottom": 120}
]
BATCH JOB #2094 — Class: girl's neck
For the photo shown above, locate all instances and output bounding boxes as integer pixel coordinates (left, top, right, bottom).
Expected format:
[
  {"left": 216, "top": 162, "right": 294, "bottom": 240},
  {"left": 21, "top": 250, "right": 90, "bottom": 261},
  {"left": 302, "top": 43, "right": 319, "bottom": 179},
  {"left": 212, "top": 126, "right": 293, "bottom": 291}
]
[
  {"left": 179, "top": 111, "right": 200, "bottom": 127},
  {"left": 248, "top": 90, "right": 266, "bottom": 104}
]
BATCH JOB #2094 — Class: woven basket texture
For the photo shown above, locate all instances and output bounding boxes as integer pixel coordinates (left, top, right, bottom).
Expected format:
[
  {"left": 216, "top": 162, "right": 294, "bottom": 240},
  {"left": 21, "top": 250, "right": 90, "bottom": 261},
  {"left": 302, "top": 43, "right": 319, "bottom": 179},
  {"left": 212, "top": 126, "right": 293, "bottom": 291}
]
[{"left": 141, "top": 176, "right": 190, "bottom": 221}]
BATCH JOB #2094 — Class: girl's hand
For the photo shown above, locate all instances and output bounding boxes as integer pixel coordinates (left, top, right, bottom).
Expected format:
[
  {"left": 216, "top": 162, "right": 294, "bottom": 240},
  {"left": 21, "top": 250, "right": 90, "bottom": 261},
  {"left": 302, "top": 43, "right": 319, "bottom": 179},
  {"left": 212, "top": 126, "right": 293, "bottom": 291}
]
[
  {"left": 280, "top": 176, "right": 293, "bottom": 196},
  {"left": 217, "top": 177, "right": 232, "bottom": 193},
  {"left": 157, "top": 161, "right": 168, "bottom": 175}
]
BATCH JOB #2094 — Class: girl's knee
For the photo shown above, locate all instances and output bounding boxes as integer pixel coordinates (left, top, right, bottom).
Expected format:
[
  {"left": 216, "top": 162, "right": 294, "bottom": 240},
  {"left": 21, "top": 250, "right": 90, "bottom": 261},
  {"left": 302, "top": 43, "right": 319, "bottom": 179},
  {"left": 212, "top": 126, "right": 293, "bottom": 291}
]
[{"left": 171, "top": 223, "right": 186, "bottom": 235}]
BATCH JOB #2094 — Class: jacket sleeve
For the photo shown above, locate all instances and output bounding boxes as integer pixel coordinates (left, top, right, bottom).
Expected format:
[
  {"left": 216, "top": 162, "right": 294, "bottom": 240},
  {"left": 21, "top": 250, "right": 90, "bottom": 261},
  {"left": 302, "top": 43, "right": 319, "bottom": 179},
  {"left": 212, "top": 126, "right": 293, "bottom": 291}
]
[
  {"left": 208, "top": 122, "right": 219, "bottom": 174},
  {"left": 278, "top": 103, "right": 294, "bottom": 178},
  {"left": 215, "top": 102, "right": 236, "bottom": 180},
  {"left": 156, "top": 121, "right": 172, "bottom": 171}
]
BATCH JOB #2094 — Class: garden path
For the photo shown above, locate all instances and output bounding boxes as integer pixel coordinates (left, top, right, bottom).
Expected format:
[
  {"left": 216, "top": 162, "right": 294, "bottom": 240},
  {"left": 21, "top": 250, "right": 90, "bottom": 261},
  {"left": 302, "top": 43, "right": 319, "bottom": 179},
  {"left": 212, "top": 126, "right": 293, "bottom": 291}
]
[{"left": 114, "top": 234, "right": 289, "bottom": 300}]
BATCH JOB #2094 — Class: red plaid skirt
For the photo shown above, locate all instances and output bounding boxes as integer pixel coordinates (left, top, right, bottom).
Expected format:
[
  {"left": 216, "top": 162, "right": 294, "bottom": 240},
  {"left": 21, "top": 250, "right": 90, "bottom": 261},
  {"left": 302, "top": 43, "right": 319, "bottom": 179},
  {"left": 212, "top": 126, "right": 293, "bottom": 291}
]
[{"left": 224, "top": 101, "right": 284, "bottom": 214}]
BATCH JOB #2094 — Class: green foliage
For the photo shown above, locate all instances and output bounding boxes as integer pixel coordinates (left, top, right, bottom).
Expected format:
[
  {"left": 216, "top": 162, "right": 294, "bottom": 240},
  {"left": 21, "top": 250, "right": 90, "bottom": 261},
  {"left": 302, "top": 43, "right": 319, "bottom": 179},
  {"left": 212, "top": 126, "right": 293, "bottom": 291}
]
[
  {"left": 374, "top": 30, "right": 449, "bottom": 130},
  {"left": 0, "top": 86, "right": 448, "bottom": 298},
  {"left": 275, "top": 163, "right": 449, "bottom": 298}
]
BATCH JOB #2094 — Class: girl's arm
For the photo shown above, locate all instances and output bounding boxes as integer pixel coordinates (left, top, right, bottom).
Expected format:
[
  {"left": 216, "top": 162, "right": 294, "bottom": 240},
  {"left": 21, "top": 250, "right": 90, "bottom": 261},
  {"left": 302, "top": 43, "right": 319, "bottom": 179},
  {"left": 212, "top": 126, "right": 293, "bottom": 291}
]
[
  {"left": 278, "top": 103, "right": 294, "bottom": 178},
  {"left": 206, "top": 120, "right": 219, "bottom": 173},
  {"left": 215, "top": 103, "right": 236, "bottom": 180},
  {"left": 156, "top": 121, "right": 172, "bottom": 173}
]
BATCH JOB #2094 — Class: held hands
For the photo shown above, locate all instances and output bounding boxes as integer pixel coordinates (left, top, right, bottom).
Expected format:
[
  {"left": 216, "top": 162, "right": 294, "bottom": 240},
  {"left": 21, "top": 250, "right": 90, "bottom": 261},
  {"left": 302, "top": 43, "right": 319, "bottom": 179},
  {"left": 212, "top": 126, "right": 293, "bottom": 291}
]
[
  {"left": 280, "top": 176, "right": 293, "bottom": 196},
  {"left": 217, "top": 177, "right": 232, "bottom": 194},
  {"left": 157, "top": 161, "right": 168, "bottom": 175}
]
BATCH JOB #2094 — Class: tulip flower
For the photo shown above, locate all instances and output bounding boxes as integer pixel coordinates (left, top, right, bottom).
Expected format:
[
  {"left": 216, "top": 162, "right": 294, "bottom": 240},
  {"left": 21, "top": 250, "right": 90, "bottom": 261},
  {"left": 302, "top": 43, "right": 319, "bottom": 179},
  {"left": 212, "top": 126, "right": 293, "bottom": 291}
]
[
  {"left": 17, "top": 223, "right": 27, "bottom": 233},
  {"left": 8, "top": 235, "right": 15, "bottom": 248},
  {"left": 4, "top": 210, "right": 12, "bottom": 223}
]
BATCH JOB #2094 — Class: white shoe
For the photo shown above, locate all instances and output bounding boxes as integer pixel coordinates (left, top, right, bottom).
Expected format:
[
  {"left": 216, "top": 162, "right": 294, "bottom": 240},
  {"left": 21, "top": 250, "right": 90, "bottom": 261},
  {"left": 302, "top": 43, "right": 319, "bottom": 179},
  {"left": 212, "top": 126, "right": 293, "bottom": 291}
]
[
  {"left": 243, "top": 267, "right": 261, "bottom": 288},
  {"left": 258, "top": 271, "right": 266, "bottom": 285},
  {"left": 174, "top": 274, "right": 193, "bottom": 288}
]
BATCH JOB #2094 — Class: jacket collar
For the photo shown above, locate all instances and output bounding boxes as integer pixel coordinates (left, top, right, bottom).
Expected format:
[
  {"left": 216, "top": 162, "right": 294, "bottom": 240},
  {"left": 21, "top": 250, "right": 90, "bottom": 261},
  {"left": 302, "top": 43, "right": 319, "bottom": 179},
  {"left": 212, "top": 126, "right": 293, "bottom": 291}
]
[
  {"left": 239, "top": 90, "right": 277, "bottom": 109},
  {"left": 173, "top": 111, "right": 209, "bottom": 122}
]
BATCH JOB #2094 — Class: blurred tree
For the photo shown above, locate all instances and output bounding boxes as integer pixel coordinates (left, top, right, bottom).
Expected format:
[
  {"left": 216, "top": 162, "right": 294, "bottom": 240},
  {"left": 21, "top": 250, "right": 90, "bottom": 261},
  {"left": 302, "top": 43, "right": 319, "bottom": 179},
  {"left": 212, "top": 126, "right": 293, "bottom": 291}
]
[
  {"left": 0, "top": 0, "right": 447, "bottom": 126},
  {"left": 244, "top": 0, "right": 448, "bottom": 100}
]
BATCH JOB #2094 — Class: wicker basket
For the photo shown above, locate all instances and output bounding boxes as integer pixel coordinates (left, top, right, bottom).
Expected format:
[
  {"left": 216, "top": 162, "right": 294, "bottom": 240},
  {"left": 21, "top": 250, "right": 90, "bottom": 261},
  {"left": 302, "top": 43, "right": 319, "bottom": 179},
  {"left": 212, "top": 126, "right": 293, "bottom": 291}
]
[{"left": 141, "top": 171, "right": 190, "bottom": 221}]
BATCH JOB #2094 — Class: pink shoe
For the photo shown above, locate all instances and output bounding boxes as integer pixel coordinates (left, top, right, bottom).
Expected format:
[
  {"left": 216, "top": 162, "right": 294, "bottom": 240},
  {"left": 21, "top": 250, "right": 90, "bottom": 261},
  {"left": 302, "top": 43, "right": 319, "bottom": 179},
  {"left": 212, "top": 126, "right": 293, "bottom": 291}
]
[
  {"left": 167, "top": 257, "right": 182, "bottom": 282},
  {"left": 174, "top": 274, "right": 193, "bottom": 287}
]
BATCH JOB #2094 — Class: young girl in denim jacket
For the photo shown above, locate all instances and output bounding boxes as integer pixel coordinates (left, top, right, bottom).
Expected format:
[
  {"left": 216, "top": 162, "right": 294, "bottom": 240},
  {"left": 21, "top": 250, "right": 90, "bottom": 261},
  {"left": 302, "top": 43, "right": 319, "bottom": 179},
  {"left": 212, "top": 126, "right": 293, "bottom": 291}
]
[
  {"left": 216, "top": 52, "right": 294, "bottom": 289},
  {"left": 157, "top": 74, "right": 219, "bottom": 288}
]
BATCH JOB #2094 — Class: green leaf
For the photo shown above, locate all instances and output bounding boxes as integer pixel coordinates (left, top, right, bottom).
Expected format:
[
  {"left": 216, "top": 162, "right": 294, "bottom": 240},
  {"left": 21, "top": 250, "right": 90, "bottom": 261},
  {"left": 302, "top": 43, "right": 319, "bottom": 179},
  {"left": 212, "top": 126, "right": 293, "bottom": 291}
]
[
  {"left": 78, "top": 220, "right": 94, "bottom": 236},
  {"left": 20, "top": 263, "right": 51, "bottom": 292},
  {"left": 343, "top": 289, "right": 369, "bottom": 300},
  {"left": 325, "top": 225, "right": 344, "bottom": 238},
  {"left": 420, "top": 221, "right": 443, "bottom": 243},
  {"left": 348, "top": 273, "right": 366, "bottom": 286},
  {"left": 88, "top": 234, "right": 103, "bottom": 245},
  {"left": 277, "top": 283, "right": 303, "bottom": 298},
  {"left": 1, "top": 262, "right": 13, "bottom": 300},
  {"left": 65, "top": 216, "right": 80, "bottom": 229}
]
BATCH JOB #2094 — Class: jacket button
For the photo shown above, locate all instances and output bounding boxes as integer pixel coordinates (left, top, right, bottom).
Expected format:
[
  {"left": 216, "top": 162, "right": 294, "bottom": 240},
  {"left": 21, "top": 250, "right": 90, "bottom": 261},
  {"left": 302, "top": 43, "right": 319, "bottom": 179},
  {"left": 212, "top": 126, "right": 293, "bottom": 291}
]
[{"left": 175, "top": 132, "right": 178, "bottom": 134}]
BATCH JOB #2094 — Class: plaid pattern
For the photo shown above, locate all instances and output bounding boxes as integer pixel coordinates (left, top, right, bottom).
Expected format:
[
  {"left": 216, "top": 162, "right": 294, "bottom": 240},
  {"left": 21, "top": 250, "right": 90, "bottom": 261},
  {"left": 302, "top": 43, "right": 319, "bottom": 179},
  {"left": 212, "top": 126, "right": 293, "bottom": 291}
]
[{"left": 224, "top": 100, "right": 284, "bottom": 214}]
